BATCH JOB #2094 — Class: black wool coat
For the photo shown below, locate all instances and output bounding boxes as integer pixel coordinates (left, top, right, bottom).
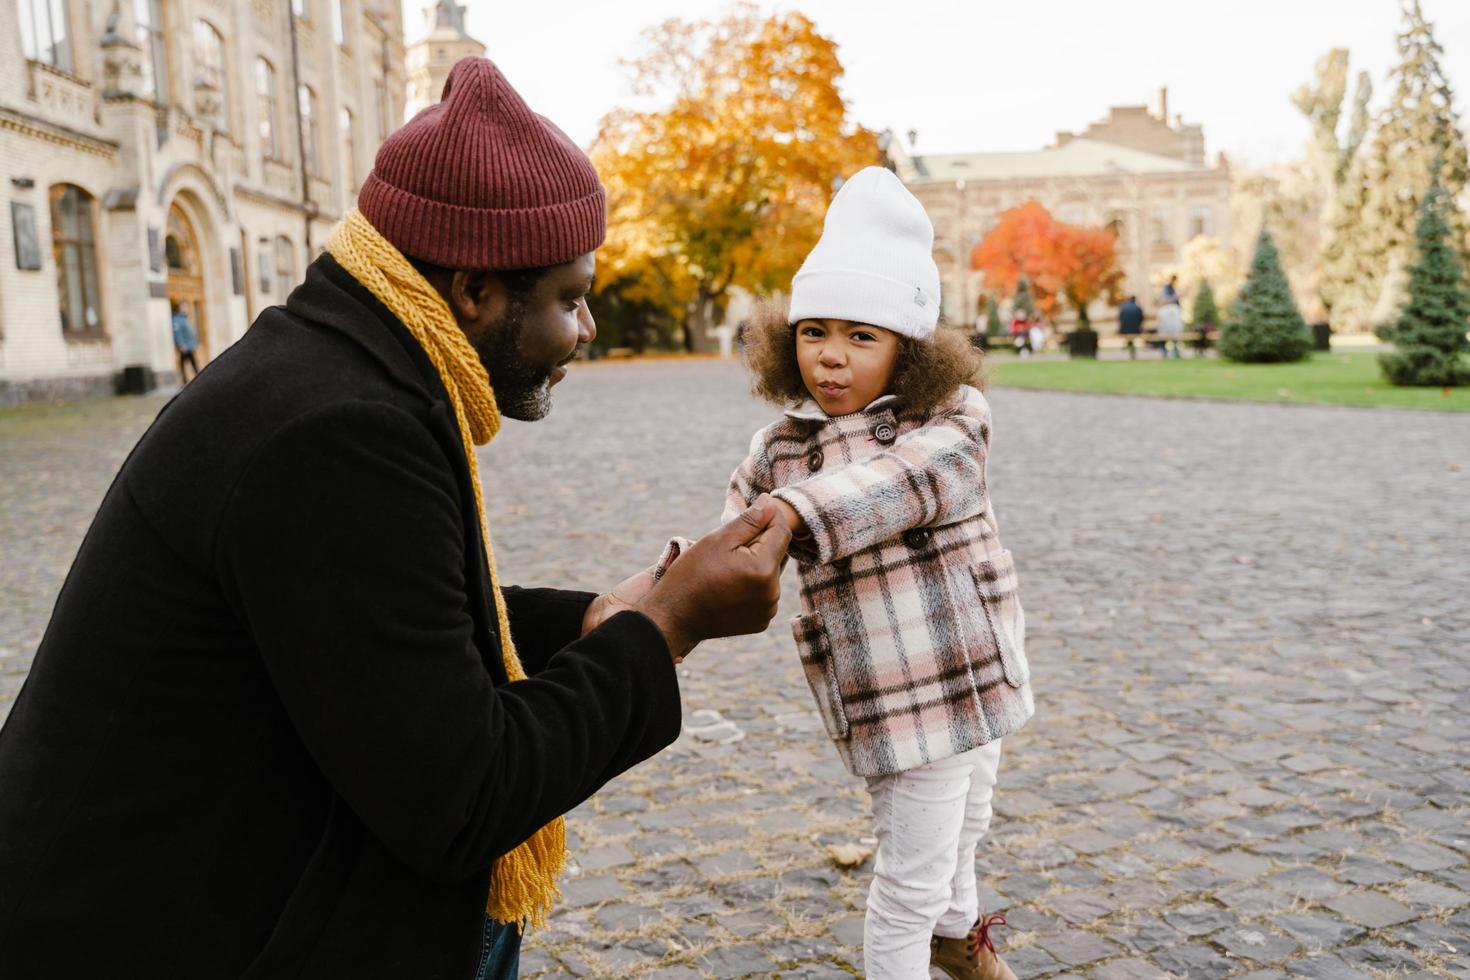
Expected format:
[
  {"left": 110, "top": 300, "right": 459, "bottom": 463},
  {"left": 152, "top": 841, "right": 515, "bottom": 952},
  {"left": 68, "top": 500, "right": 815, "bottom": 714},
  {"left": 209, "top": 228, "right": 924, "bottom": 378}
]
[{"left": 0, "top": 254, "right": 682, "bottom": 978}]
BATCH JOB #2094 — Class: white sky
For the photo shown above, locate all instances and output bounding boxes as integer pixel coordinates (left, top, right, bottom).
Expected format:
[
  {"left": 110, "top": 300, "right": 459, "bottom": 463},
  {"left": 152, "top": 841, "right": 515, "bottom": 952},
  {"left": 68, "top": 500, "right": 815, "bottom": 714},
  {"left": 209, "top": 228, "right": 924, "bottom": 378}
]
[{"left": 405, "top": 0, "right": 1470, "bottom": 167}]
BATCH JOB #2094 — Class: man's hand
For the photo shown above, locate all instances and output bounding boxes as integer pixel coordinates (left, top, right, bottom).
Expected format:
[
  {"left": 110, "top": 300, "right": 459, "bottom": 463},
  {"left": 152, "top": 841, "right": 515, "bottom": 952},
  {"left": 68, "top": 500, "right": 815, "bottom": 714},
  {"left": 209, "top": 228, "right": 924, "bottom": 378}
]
[
  {"left": 634, "top": 495, "right": 791, "bottom": 661},
  {"left": 582, "top": 567, "right": 657, "bottom": 636}
]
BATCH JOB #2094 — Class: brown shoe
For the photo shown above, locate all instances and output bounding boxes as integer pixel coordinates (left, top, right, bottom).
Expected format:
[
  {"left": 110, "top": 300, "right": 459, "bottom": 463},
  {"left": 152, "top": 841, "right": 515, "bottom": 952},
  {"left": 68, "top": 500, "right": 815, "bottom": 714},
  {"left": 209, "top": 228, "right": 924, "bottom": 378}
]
[{"left": 930, "top": 913, "right": 1017, "bottom": 980}]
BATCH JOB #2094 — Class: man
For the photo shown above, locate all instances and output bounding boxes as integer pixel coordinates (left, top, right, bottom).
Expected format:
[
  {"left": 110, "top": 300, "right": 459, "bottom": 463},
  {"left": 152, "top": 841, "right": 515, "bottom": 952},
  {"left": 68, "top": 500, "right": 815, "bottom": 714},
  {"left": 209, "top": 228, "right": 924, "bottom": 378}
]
[
  {"left": 1118, "top": 294, "right": 1145, "bottom": 360},
  {"left": 172, "top": 301, "right": 201, "bottom": 382},
  {"left": 0, "top": 57, "right": 788, "bottom": 978}
]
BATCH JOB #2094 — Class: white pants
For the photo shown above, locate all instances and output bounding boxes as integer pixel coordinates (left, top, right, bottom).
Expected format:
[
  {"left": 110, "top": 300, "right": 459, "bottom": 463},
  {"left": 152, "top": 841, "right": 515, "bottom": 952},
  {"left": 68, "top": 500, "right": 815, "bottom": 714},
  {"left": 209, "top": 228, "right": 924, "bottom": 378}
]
[{"left": 862, "top": 741, "right": 1003, "bottom": 979}]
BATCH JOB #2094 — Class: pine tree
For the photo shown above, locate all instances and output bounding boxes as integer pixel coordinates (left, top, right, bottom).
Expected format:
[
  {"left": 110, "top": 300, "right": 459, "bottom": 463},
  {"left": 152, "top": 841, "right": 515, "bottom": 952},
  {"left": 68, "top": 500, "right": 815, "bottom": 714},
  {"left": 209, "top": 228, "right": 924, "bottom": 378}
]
[
  {"left": 1379, "top": 173, "right": 1470, "bottom": 385},
  {"left": 1190, "top": 281, "right": 1220, "bottom": 328},
  {"left": 1012, "top": 277, "right": 1036, "bottom": 318},
  {"left": 1220, "top": 230, "right": 1313, "bottom": 363},
  {"left": 1322, "top": 0, "right": 1469, "bottom": 332},
  {"left": 986, "top": 299, "right": 1004, "bottom": 336}
]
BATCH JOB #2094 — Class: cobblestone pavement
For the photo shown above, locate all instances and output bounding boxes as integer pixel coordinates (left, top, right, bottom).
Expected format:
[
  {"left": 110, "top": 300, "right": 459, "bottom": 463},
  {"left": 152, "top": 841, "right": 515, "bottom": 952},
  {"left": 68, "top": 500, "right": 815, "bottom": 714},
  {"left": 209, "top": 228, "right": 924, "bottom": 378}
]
[{"left": 2, "top": 361, "right": 1468, "bottom": 979}]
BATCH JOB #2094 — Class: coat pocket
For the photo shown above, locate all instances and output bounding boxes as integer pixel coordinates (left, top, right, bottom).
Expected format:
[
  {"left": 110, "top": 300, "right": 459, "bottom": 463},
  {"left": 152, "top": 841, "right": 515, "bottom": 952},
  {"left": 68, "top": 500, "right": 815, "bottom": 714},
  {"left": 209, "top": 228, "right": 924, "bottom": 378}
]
[
  {"left": 971, "top": 550, "right": 1029, "bottom": 689},
  {"left": 791, "top": 612, "right": 850, "bottom": 741}
]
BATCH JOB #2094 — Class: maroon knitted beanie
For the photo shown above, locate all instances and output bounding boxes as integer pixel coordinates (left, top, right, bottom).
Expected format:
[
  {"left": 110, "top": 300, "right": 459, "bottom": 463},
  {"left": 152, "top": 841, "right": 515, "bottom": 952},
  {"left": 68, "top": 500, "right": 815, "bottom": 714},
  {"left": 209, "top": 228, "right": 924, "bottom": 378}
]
[{"left": 357, "top": 57, "right": 605, "bottom": 270}]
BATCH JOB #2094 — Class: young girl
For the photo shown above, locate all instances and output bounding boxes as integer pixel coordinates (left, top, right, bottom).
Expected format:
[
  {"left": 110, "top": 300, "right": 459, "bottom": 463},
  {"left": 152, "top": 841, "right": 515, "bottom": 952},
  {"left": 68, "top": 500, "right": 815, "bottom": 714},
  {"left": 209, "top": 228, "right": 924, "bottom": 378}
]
[{"left": 663, "top": 167, "right": 1034, "bottom": 979}]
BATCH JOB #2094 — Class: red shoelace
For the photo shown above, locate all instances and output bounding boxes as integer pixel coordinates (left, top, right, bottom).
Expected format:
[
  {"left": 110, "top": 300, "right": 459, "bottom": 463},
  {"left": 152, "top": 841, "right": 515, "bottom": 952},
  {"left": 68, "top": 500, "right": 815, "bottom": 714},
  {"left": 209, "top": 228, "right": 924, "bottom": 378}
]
[{"left": 968, "top": 912, "right": 1008, "bottom": 959}]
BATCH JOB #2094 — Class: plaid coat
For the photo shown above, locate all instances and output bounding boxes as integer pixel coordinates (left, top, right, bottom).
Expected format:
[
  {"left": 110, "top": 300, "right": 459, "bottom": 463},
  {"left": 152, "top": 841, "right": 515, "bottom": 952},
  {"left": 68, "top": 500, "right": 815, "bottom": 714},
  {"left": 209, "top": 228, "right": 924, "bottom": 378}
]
[{"left": 662, "top": 385, "right": 1033, "bottom": 777}]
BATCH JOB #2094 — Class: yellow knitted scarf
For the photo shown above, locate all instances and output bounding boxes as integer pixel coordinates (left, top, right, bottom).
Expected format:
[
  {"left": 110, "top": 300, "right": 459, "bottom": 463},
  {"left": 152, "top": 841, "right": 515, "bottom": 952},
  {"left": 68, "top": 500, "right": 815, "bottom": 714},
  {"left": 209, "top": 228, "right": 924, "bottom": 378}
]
[{"left": 326, "top": 208, "right": 566, "bottom": 930}]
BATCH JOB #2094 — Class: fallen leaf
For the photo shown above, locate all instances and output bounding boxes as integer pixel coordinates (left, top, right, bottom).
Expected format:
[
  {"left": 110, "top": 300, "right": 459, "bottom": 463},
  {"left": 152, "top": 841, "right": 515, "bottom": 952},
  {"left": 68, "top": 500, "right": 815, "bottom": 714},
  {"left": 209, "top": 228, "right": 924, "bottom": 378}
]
[{"left": 826, "top": 843, "right": 873, "bottom": 868}]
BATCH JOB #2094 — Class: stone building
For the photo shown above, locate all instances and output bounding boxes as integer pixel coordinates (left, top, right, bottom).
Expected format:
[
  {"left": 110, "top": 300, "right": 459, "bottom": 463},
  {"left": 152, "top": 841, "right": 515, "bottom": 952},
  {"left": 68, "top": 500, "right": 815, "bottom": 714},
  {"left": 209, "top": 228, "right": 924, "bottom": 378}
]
[
  {"left": 891, "top": 89, "right": 1232, "bottom": 330},
  {"left": 1, "top": 0, "right": 406, "bottom": 403},
  {"left": 405, "top": 0, "right": 483, "bottom": 118}
]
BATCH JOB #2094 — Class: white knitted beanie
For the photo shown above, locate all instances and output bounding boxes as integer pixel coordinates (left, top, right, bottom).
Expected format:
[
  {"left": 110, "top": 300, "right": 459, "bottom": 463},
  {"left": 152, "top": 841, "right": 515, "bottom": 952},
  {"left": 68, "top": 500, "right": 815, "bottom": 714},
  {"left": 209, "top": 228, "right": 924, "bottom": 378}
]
[{"left": 788, "top": 166, "right": 941, "bottom": 340}]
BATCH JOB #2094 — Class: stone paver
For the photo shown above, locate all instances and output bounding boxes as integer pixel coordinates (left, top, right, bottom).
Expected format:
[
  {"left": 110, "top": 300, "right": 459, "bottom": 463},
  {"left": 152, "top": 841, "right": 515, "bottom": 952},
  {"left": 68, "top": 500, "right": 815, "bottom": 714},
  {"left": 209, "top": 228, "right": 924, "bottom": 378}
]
[{"left": 2, "top": 361, "right": 1468, "bottom": 977}]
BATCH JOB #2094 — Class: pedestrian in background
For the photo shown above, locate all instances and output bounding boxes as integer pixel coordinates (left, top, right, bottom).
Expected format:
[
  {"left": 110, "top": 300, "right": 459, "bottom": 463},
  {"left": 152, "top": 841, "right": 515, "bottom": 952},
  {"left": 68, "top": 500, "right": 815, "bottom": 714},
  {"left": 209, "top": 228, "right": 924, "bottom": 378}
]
[
  {"left": 1157, "top": 294, "right": 1184, "bottom": 359},
  {"left": 1118, "top": 295, "right": 1145, "bottom": 359},
  {"left": 171, "top": 303, "right": 200, "bottom": 382}
]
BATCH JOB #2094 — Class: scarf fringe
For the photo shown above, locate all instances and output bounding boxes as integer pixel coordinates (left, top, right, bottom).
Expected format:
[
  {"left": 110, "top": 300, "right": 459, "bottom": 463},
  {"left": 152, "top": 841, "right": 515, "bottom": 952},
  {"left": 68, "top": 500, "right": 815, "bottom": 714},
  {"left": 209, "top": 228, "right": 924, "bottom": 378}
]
[{"left": 326, "top": 209, "right": 566, "bottom": 930}]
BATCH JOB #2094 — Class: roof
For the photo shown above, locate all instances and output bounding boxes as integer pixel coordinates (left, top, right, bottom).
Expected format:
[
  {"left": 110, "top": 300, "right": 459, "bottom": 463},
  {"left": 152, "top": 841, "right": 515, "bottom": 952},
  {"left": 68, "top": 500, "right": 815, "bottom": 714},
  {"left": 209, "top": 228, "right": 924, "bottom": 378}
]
[{"left": 900, "top": 138, "right": 1197, "bottom": 183}]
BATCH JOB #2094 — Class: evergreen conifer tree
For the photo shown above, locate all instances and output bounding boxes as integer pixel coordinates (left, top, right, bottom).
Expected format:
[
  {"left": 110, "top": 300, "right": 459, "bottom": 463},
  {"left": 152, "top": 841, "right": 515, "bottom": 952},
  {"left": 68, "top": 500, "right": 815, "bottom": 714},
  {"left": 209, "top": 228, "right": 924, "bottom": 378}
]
[
  {"left": 1190, "top": 281, "right": 1220, "bottom": 328},
  {"left": 986, "top": 299, "right": 1003, "bottom": 336},
  {"left": 1380, "top": 173, "right": 1470, "bottom": 385},
  {"left": 1012, "top": 277, "right": 1036, "bottom": 318},
  {"left": 1220, "top": 230, "right": 1313, "bottom": 363}
]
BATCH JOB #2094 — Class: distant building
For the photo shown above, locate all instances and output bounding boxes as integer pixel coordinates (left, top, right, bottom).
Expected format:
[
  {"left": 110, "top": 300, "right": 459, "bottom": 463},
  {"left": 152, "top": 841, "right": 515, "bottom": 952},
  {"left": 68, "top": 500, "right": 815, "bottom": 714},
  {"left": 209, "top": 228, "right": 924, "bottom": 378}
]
[
  {"left": 1, "top": 0, "right": 406, "bottom": 404},
  {"left": 406, "top": 1, "right": 484, "bottom": 118},
  {"left": 890, "top": 88, "right": 1232, "bottom": 329}
]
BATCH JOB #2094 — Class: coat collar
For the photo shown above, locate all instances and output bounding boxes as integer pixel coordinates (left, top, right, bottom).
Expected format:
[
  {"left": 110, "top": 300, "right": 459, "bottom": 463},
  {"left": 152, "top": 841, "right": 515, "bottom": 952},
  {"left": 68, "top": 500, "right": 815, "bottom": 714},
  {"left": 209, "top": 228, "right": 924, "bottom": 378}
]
[
  {"left": 285, "top": 252, "right": 445, "bottom": 403},
  {"left": 784, "top": 393, "right": 899, "bottom": 423}
]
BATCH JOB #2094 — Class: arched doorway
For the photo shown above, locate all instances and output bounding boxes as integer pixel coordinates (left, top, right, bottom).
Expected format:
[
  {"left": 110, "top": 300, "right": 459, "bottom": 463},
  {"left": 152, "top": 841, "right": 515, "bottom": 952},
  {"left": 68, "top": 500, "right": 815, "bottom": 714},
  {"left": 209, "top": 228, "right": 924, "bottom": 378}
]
[{"left": 165, "top": 204, "right": 209, "bottom": 364}]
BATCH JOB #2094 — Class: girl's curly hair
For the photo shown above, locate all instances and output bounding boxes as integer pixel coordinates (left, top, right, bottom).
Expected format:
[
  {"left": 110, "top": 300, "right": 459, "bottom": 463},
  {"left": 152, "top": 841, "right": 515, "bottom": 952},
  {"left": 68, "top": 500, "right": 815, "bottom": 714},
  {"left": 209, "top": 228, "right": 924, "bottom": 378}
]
[{"left": 741, "top": 300, "right": 984, "bottom": 414}]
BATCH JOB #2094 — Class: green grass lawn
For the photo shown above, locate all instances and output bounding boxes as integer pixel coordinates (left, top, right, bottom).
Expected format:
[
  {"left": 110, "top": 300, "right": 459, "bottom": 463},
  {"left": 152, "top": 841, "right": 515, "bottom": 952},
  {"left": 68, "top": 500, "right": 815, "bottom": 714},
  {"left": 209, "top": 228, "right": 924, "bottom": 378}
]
[{"left": 987, "top": 351, "right": 1470, "bottom": 412}]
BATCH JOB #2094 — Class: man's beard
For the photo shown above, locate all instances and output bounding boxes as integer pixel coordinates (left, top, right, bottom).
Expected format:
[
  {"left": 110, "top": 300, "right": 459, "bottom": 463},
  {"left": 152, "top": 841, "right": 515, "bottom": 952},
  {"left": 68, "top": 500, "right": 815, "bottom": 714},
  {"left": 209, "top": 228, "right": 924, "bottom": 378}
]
[{"left": 474, "top": 300, "right": 555, "bottom": 421}]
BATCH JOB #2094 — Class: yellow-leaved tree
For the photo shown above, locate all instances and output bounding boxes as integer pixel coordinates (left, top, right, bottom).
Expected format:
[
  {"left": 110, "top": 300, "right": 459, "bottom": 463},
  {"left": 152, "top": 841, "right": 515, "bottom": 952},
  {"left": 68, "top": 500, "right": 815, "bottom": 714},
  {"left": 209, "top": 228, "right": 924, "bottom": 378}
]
[{"left": 591, "top": 5, "right": 879, "bottom": 350}]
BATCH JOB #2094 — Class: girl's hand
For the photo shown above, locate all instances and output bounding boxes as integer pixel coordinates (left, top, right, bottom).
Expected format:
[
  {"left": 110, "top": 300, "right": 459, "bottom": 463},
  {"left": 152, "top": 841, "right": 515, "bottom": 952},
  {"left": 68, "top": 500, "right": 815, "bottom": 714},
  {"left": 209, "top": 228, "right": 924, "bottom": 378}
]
[
  {"left": 769, "top": 497, "right": 810, "bottom": 540},
  {"left": 582, "top": 567, "right": 658, "bottom": 637}
]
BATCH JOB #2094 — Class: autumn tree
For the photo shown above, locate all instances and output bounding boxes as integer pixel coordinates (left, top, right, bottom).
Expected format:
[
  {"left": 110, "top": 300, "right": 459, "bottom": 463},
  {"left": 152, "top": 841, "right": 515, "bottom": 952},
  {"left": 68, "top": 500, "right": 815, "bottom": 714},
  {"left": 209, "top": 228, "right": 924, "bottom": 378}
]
[
  {"left": 1321, "top": 0, "right": 1469, "bottom": 331},
  {"left": 591, "top": 5, "right": 878, "bottom": 350},
  {"left": 1293, "top": 47, "right": 1373, "bottom": 322},
  {"left": 970, "top": 201, "right": 1124, "bottom": 335},
  {"left": 1158, "top": 235, "right": 1246, "bottom": 311},
  {"left": 969, "top": 201, "right": 1063, "bottom": 316}
]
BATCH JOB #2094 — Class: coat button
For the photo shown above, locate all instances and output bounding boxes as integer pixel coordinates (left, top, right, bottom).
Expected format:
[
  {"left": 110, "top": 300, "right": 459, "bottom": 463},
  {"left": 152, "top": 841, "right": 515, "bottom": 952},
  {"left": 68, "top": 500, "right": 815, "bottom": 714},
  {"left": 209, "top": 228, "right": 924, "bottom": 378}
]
[
  {"left": 873, "top": 422, "right": 896, "bottom": 444},
  {"left": 807, "top": 449, "right": 824, "bottom": 471},
  {"left": 902, "top": 527, "right": 931, "bottom": 549}
]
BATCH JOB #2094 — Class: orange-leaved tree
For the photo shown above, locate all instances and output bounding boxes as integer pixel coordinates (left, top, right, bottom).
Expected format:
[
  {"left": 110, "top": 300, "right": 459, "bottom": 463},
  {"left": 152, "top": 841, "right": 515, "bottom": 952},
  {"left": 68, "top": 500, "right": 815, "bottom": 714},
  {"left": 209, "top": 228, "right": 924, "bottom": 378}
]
[
  {"left": 590, "top": 4, "right": 879, "bottom": 350},
  {"left": 970, "top": 200, "right": 1124, "bottom": 327},
  {"left": 969, "top": 201, "right": 1065, "bottom": 316},
  {"left": 1054, "top": 224, "right": 1126, "bottom": 328}
]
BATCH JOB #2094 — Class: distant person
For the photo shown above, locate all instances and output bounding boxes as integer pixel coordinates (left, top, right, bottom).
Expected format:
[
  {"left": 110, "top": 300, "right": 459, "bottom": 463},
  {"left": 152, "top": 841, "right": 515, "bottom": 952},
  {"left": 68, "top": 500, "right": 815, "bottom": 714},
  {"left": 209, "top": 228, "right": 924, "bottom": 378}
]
[
  {"left": 1028, "top": 318, "right": 1046, "bottom": 356},
  {"left": 1010, "top": 310, "right": 1032, "bottom": 357},
  {"left": 1118, "top": 295, "right": 1145, "bottom": 359},
  {"left": 1157, "top": 298, "right": 1184, "bottom": 358},
  {"left": 1161, "top": 274, "right": 1180, "bottom": 306},
  {"left": 171, "top": 303, "right": 200, "bottom": 382}
]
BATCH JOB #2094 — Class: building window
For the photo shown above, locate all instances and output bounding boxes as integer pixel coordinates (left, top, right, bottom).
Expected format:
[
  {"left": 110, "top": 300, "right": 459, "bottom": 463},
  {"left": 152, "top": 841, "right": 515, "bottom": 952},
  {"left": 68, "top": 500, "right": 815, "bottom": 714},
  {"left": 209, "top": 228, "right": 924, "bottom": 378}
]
[
  {"left": 274, "top": 235, "right": 295, "bottom": 304},
  {"left": 49, "top": 185, "right": 104, "bottom": 335},
  {"left": 134, "top": 0, "right": 169, "bottom": 104},
  {"left": 256, "top": 58, "right": 278, "bottom": 159},
  {"left": 1189, "top": 204, "right": 1213, "bottom": 240},
  {"left": 192, "top": 19, "right": 229, "bottom": 127},
  {"left": 291, "top": 0, "right": 308, "bottom": 18},
  {"left": 299, "top": 85, "right": 320, "bottom": 176},
  {"left": 340, "top": 106, "right": 356, "bottom": 190},
  {"left": 331, "top": 0, "right": 346, "bottom": 47},
  {"left": 1150, "top": 208, "right": 1172, "bottom": 246},
  {"left": 18, "top": 0, "right": 73, "bottom": 72},
  {"left": 257, "top": 240, "right": 273, "bottom": 296}
]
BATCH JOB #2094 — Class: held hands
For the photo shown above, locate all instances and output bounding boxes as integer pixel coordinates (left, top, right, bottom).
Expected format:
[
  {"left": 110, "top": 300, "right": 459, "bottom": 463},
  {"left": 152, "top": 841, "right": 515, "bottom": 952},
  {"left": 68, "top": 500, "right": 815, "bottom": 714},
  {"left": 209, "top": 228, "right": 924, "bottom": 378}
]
[
  {"left": 633, "top": 495, "right": 792, "bottom": 662},
  {"left": 767, "top": 496, "right": 808, "bottom": 540},
  {"left": 581, "top": 567, "right": 658, "bottom": 637}
]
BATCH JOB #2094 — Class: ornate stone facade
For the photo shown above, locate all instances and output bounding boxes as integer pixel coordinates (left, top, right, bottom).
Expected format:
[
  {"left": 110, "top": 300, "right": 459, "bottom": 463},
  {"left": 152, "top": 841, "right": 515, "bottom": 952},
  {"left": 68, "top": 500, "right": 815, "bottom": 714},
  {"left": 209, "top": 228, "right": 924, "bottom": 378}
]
[
  {"left": 891, "top": 89, "right": 1232, "bottom": 330},
  {"left": 405, "top": 1, "right": 484, "bottom": 118},
  {"left": 1, "top": 0, "right": 406, "bottom": 403}
]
